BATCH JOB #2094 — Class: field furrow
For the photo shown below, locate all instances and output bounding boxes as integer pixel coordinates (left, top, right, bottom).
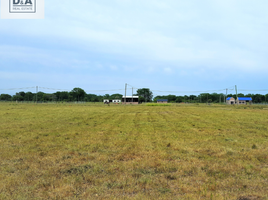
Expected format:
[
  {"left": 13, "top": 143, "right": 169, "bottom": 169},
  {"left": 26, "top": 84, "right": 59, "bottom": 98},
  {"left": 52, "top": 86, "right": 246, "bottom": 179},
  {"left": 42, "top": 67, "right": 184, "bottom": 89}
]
[{"left": 0, "top": 103, "right": 268, "bottom": 199}]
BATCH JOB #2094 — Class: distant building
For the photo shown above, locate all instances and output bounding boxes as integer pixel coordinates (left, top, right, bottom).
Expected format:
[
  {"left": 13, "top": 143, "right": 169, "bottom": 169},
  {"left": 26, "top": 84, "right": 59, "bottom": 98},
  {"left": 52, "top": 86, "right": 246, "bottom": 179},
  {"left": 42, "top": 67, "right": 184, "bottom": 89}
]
[
  {"left": 122, "top": 96, "right": 139, "bottom": 104},
  {"left": 226, "top": 97, "right": 253, "bottom": 105},
  {"left": 103, "top": 99, "right": 112, "bottom": 103},
  {"left": 104, "top": 99, "right": 121, "bottom": 104},
  {"left": 157, "top": 99, "right": 168, "bottom": 103},
  {"left": 237, "top": 97, "right": 252, "bottom": 105},
  {"left": 112, "top": 99, "right": 121, "bottom": 103},
  {"left": 226, "top": 97, "right": 235, "bottom": 104}
]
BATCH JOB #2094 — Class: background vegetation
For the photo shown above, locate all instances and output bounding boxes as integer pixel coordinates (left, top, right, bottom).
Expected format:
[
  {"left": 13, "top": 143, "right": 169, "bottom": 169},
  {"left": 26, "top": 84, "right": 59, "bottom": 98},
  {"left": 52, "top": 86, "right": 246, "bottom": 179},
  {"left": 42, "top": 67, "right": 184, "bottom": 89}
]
[{"left": 1, "top": 87, "right": 268, "bottom": 104}]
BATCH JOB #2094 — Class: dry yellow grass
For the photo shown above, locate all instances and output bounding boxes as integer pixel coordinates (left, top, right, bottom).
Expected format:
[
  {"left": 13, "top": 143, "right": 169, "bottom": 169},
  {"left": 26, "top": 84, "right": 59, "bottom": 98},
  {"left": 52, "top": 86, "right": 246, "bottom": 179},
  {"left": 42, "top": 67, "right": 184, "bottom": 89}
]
[{"left": 0, "top": 102, "right": 268, "bottom": 199}]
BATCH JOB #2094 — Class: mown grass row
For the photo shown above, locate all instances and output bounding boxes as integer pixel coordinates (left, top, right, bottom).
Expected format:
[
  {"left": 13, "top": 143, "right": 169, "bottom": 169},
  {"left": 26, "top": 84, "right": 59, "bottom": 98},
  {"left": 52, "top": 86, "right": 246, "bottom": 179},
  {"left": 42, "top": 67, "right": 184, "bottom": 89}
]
[{"left": 0, "top": 103, "right": 267, "bottom": 199}]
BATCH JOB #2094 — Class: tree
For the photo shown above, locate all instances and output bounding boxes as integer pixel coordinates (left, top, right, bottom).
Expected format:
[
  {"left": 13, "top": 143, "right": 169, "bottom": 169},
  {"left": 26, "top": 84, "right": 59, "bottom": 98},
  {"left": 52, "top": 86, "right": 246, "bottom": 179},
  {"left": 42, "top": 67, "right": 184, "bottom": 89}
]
[
  {"left": 135, "top": 88, "right": 153, "bottom": 103},
  {"left": 110, "top": 93, "right": 123, "bottom": 99},
  {"left": 210, "top": 93, "right": 219, "bottom": 103},
  {"left": 265, "top": 94, "right": 268, "bottom": 103},
  {"left": 184, "top": 95, "right": 188, "bottom": 102},
  {"left": 153, "top": 95, "right": 164, "bottom": 102},
  {"left": 36, "top": 92, "right": 45, "bottom": 101},
  {"left": 42, "top": 94, "right": 56, "bottom": 102},
  {"left": 176, "top": 96, "right": 183, "bottom": 103},
  {"left": 189, "top": 95, "right": 197, "bottom": 103},
  {"left": 70, "top": 88, "right": 86, "bottom": 102},
  {"left": 86, "top": 94, "right": 102, "bottom": 102},
  {"left": 16, "top": 91, "right": 25, "bottom": 98},
  {"left": 24, "top": 92, "right": 34, "bottom": 101},
  {"left": 54, "top": 91, "right": 69, "bottom": 101},
  {"left": 12, "top": 95, "right": 23, "bottom": 101},
  {"left": 103, "top": 94, "right": 110, "bottom": 99},
  {"left": 200, "top": 93, "right": 210, "bottom": 103},
  {"left": 167, "top": 95, "right": 177, "bottom": 102},
  {"left": 253, "top": 94, "right": 264, "bottom": 103},
  {"left": 13, "top": 91, "right": 25, "bottom": 101},
  {"left": 0, "top": 94, "right": 12, "bottom": 101}
]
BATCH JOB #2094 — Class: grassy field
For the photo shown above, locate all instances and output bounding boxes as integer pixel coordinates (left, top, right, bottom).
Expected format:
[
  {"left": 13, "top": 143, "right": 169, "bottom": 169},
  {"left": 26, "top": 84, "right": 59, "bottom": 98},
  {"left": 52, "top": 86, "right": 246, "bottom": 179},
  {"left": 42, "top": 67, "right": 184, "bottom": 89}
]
[{"left": 0, "top": 102, "right": 268, "bottom": 199}]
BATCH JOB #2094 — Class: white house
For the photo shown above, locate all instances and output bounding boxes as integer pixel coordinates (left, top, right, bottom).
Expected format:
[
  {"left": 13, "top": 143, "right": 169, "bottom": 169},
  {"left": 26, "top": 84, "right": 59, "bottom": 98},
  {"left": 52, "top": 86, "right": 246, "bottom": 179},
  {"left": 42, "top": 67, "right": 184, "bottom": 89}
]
[{"left": 122, "top": 96, "right": 139, "bottom": 104}]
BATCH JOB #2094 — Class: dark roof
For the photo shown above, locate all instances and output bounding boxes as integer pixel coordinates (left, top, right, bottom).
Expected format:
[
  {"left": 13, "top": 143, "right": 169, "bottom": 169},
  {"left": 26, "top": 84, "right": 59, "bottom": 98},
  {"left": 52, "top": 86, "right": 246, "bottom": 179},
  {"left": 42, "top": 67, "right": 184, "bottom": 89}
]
[
  {"left": 238, "top": 97, "right": 252, "bottom": 101},
  {"left": 157, "top": 99, "right": 168, "bottom": 101}
]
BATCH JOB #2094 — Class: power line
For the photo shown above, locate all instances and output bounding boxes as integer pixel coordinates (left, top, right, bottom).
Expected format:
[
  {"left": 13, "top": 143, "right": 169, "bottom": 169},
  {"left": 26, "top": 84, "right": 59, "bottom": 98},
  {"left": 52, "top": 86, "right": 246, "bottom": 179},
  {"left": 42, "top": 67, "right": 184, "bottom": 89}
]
[
  {"left": 38, "top": 87, "right": 125, "bottom": 93},
  {"left": 1, "top": 85, "right": 268, "bottom": 95},
  {"left": 126, "top": 84, "right": 236, "bottom": 94},
  {"left": 84, "top": 89, "right": 125, "bottom": 92},
  {"left": 39, "top": 87, "right": 71, "bottom": 91},
  {"left": 239, "top": 89, "right": 268, "bottom": 92},
  {"left": 0, "top": 87, "right": 35, "bottom": 90},
  {"left": 151, "top": 89, "right": 228, "bottom": 94}
]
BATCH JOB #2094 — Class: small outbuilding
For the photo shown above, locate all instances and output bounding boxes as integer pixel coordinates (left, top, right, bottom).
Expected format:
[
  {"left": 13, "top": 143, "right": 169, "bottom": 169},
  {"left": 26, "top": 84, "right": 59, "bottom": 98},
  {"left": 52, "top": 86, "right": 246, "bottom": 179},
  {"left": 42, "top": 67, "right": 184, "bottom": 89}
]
[
  {"left": 104, "top": 99, "right": 121, "bottom": 104},
  {"left": 112, "top": 99, "right": 121, "bottom": 103},
  {"left": 237, "top": 97, "right": 252, "bottom": 105},
  {"left": 122, "top": 96, "right": 139, "bottom": 104},
  {"left": 103, "top": 99, "right": 112, "bottom": 104},
  {"left": 157, "top": 99, "right": 168, "bottom": 103},
  {"left": 226, "top": 97, "right": 235, "bottom": 104}
]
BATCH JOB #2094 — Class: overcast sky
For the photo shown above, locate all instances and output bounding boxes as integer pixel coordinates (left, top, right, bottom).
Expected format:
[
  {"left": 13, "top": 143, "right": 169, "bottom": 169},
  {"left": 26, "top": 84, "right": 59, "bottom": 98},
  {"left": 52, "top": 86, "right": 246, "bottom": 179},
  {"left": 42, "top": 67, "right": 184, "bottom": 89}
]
[{"left": 1, "top": 0, "right": 268, "bottom": 96}]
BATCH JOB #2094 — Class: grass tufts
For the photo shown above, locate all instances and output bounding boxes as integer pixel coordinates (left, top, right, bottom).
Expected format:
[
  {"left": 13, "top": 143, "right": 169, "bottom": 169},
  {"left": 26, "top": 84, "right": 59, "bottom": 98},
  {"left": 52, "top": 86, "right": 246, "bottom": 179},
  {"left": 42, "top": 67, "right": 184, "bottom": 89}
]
[
  {"left": 61, "top": 164, "right": 92, "bottom": 175},
  {"left": 146, "top": 103, "right": 172, "bottom": 106},
  {"left": 0, "top": 103, "right": 267, "bottom": 199}
]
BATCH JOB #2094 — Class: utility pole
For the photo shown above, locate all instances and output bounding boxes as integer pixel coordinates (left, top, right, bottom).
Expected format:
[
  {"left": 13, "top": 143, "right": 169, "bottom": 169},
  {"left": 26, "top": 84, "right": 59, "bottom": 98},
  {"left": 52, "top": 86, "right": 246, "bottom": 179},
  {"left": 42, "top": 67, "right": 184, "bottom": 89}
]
[
  {"left": 225, "top": 88, "right": 228, "bottom": 103},
  {"left": 36, "top": 86, "right": 38, "bottom": 103},
  {"left": 235, "top": 85, "right": 238, "bottom": 105},
  {"left": 145, "top": 90, "right": 146, "bottom": 104},
  {"left": 124, "top": 83, "right": 127, "bottom": 105},
  {"left": 219, "top": 95, "right": 221, "bottom": 104},
  {"left": 132, "top": 87, "right": 133, "bottom": 104}
]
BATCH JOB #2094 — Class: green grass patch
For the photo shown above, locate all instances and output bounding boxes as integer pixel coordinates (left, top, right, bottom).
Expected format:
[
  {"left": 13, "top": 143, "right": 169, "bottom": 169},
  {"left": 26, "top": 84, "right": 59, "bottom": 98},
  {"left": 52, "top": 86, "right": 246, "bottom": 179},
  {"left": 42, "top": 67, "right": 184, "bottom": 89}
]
[{"left": 146, "top": 103, "right": 172, "bottom": 106}]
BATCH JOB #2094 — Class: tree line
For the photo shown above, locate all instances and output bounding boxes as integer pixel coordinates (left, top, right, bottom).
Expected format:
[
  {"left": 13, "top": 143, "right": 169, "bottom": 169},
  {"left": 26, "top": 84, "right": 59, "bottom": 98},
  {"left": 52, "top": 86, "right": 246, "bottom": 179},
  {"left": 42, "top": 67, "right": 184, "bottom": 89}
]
[
  {"left": 0, "top": 87, "right": 267, "bottom": 103},
  {"left": 0, "top": 88, "right": 122, "bottom": 103},
  {"left": 154, "top": 93, "right": 268, "bottom": 103}
]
